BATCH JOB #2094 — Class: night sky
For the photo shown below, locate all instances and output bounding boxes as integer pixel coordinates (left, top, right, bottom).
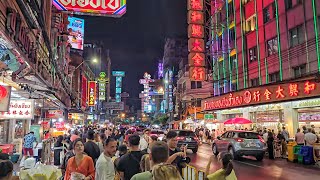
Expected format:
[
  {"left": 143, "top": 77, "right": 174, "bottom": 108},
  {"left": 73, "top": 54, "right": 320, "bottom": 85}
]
[{"left": 82, "top": 0, "right": 187, "bottom": 109}]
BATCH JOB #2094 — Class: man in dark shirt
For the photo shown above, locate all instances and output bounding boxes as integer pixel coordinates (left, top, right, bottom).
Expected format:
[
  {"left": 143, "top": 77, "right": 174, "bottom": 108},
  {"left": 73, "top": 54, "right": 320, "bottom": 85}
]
[
  {"left": 166, "top": 131, "right": 188, "bottom": 174},
  {"left": 117, "top": 134, "right": 145, "bottom": 180},
  {"left": 84, "top": 130, "right": 100, "bottom": 164}
]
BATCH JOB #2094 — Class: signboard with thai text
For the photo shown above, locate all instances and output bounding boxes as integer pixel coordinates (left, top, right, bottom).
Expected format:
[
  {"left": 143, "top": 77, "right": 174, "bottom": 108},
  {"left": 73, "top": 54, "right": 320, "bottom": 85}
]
[
  {"left": 45, "top": 110, "right": 64, "bottom": 119},
  {"left": 0, "top": 100, "right": 34, "bottom": 119},
  {"left": 88, "top": 81, "right": 96, "bottom": 106},
  {"left": 202, "top": 79, "right": 320, "bottom": 111},
  {"left": 105, "top": 102, "right": 124, "bottom": 110},
  {"left": 188, "top": 0, "right": 206, "bottom": 82},
  {"left": 53, "top": 0, "right": 127, "bottom": 17}
]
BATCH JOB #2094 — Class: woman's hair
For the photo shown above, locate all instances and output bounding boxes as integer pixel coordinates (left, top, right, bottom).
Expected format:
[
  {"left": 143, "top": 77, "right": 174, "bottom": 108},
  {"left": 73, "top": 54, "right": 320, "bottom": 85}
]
[
  {"left": 73, "top": 138, "right": 84, "bottom": 149},
  {"left": 152, "top": 163, "right": 182, "bottom": 180},
  {"left": 0, "top": 160, "right": 13, "bottom": 179},
  {"left": 221, "top": 153, "right": 234, "bottom": 176}
]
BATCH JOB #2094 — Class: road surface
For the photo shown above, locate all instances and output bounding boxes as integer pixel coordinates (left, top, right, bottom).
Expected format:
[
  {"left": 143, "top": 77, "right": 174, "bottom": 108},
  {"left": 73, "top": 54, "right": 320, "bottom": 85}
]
[{"left": 187, "top": 143, "right": 320, "bottom": 180}]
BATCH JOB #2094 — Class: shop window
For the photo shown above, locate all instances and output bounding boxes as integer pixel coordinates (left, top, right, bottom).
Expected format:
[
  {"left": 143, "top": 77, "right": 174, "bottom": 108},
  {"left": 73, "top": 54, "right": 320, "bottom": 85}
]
[
  {"left": 245, "top": 15, "right": 256, "bottom": 33},
  {"left": 289, "top": 25, "right": 304, "bottom": 47},
  {"left": 251, "top": 78, "right": 259, "bottom": 87},
  {"left": 293, "top": 64, "right": 306, "bottom": 78},
  {"left": 248, "top": 46, "right": 257, "bottom": 62},
  {"left": 269, "top": 71, "right": 280, "bottom": 83},
  {"left": 191, "top": 81, "right": 202, "bottom": 89},
  {"left": 266, "top": 37, "right": 278, "bottom": 56}
]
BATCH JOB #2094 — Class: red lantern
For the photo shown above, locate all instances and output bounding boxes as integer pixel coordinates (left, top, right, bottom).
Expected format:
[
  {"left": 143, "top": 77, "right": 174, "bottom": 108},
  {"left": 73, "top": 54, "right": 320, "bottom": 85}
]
[{"left": 0, "top": 86, "right": 7, "bottom": 98}]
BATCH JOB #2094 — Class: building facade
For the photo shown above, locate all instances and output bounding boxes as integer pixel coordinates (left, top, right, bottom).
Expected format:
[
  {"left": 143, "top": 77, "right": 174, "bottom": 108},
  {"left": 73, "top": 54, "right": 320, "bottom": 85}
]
[{"left": 203, "top": 0, "right": 320, "bottom": 135}]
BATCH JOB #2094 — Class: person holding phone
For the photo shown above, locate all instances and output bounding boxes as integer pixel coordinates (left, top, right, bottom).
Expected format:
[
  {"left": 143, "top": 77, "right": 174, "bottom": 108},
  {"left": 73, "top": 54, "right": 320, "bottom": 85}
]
[{"left": 166, "top": 131, "right": 189, "bottom": 174}]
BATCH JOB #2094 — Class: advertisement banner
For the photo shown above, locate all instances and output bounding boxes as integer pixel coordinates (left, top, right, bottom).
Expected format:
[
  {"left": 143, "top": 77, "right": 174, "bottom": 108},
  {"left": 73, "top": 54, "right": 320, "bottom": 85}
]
[
  {"left": 112, "top": 71, "right": 125, "bottom": 77},
  {"left": 98, "top": 72, "right": 107, "bottom": 100},
  {"left": 0, "top": 85, "right": 11, "bottom": 112},
  {"left": 45, "top": 110, "right": 64, "bottom": 119},
  {"left": 105, "top": 102, "right": 124, "bottom": 110},
  {"left": 30, "top": 125, "right": 41, "bottom": 142},
  {"left": 0, "top": 100, "right": 34, "bottom": 119},
  {"left": 88, "top": 81, "right": 96, "bottom": 106},
  {"left": 81, "top": 76, "right": 87, "bottom": 108},
  {"left": 53, "top": 0, "right": 127, "bottom": 17},
  {"left": 67, "top": 16, "right": 84, "bottom": 50}
]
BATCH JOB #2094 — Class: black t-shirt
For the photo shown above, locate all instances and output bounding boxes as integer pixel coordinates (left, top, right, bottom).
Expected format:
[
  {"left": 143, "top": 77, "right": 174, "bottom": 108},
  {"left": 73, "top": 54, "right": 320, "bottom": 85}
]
[
  {"left": 169, "top": 148, "right": 184, "bottom": 174},
  {"left": 84, "top": 141, "right": 100, "bottom": 163},
  {"left": 117, "top": 151, "right": 145, "bottom": 180}
]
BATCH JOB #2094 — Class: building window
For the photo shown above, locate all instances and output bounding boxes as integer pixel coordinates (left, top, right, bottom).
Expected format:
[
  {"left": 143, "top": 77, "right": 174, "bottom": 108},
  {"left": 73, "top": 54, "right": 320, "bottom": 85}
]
[
  {"left": 266, "top": 37, "right": 278, "bottom": 56},
  {"left": 245, "top": 15, "right": 256, "bottom": 33},
  {"left": 228, "top": 2, "right": 234, "bottom": 15},
  {"left": 219, "top": 84, "right": 224, "bottom": 94},
  {"left": 285, "top": 0, "right": 301, "bottom": 10},
  {"left": 229, "top": 28, "right": 235, "bottom": 42},
  {"left": 269, "top": 71, "right": 280, "bottom": 83},
  {"left": 248, "top": 46, "right": 257, "bottom": 62},
  {"left": 289, "top": 25, "right": 304, "bottom": 47},
  {"left": 191, "top": 81, "right": 202, "bottom": 89},
  {"left": 218, "top": 37, "right": 223, "bottom": 49},
  {"left": 264, "top": 3, "right": 276, "bottom": 24},
  {"left": 231, "top": 83, "right": 237, "bottom": 92},
  {"left": 293, "top": 64, "right": 306, "bottom": 78},
  {"left": 230, "top": 55, "right": 237, "bottom": 70},
  {"left": 242, "top": 0, "right": 253, "bottom": 4},
  {"left": 251, "top": 78, "right": 259, "bottom": 87}
]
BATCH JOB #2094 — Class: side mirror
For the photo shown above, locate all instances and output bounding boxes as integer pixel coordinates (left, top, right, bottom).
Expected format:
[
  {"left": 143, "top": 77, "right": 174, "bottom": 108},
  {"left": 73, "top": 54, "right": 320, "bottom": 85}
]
[{"left": 217, "top": 136, "right": 221, "bottom": 140}]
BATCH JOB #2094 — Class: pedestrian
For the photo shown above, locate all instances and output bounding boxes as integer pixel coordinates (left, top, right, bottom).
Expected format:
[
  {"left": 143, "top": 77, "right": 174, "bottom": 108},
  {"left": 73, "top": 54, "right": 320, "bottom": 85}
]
[
  {"left": 165, "top": 131, "right": 188, "bottom": 174},
  {"left": 0, "top": 159, "right": 14, "bottom": 180},
  {"left": 295, "top": 128, "right": 305, "bottom": 145},
  {"left": 94, "top": 133, "right": 104, "bottom": 154},
  {"left": 84, "top": 130, "right": 100, "bottom": 164},
  {"left": 263, "top": 130, "right": 268, "bottom": 143},
  {"left": 64, "top": 138, "right": 95, "bottom": 180},
  {"left": 305, "top": 128, "right": 318, "bottom": 146},
  {"left": 211, "top": 129, "right": 216, "bottom": 142},
  {"left": 140, "top": 135, "right": 158, "bottom": 172},
  {"left": 302, "top": 126, "right": 308, "bottom": 134},
  {"left": 70, "top": 130, "right": 80, "bottom": 142},
  {"left": 117, "top": 134, "right": 146, "bottom": 180},
  {"left": 139, "top": 129, "right": 150, "bottom": 151},
  {"left": 95, "top": 138, "right": 118, "bottom": 180},
  {"left": 131, "top": 141, "right": 182, "bottom": 180},
  {"left": 281, "top": 127, "right": 290, "bottom": 142},
  {"left": 53, "top": 135, "right": 65, "bottom": 166},
  {"left": 267, "top": 132, "right": 275, "bottom": 160},
  {"left": 60, "top": 141, "right": 75, "bottom": 179},
  {"left": 205, "top": 153, "right": 237, "bottom": 180},
  {"left": 277, "top": 131, "right": 286, "bottom": 158},
  {"left": 22, "top": 131, "right": 38, "bottom": 163}
]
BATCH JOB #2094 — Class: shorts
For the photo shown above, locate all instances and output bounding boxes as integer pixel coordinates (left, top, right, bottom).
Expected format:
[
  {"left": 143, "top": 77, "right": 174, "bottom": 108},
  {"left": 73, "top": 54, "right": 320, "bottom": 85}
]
[{"left": 23, "top": 148, "right": 34, "bottom": 156}]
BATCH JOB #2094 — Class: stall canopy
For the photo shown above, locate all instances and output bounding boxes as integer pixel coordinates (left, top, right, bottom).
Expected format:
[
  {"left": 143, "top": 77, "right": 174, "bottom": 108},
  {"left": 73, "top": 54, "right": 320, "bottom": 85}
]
[{"left": 224, "top": 117, "right": 252, "bottom": 125}]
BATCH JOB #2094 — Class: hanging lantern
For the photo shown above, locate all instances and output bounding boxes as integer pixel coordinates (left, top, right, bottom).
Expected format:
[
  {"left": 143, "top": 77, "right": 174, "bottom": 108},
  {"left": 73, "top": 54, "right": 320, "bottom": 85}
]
[{"left": 0, "top": 85, "right": 8, "bottom": 98}]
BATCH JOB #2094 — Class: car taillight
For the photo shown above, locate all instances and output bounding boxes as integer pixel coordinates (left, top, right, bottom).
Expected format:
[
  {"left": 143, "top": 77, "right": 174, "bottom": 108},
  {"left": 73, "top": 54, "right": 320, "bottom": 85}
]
[
  {"left": 258, "top": 135, "right": 265, "bottom": 144},
  {"left": 235, "top": 138, "right": 244, "bottom": 142},
  {"left": 177, "top": 137, "right": 184, "bottom": 141}
]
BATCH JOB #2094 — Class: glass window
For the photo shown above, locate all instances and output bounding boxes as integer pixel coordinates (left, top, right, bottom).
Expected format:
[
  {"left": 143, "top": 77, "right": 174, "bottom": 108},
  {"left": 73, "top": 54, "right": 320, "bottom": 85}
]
[
  {"left": 191, "top": 81, "right": 202, "bottom": 89},
  {"left": 266, "top": 37, "right": 278, "bottom": 56},
  {"left": 245, "top": 15, "right": 256, "bottom": 33},
  {"left": 285, "top": 0, "right": 293, "bottom": 9},
  {"left": 221, "top": 132, "right": 228, "bottom": 138},
  {"left": 227, "top": 132, "right": 235, "bottom": 138},
  {"left": 263, "top": 7, "right": 271, "bottom": 24},
  {"left": 293, "top": 64, "right": 306, "bottom": 78},
  {"left": 248, "top": 46, "right": 257, "bottom": 62},
  {"left": 178, "top": 131, "right": 196, "bottom": 137},
  {"left": 229, "top": 28, "right": 235, "bottom": 43},
  {"left": 251, "top": 78, "right": 259, "bottom": 87},
  {"left": 269, "top": 71, "right": 280, "bottom": 83},
  {"left": 238, "top": 132, "right": 259, "bottom": 139},
  {"left": 289, "top": 25, "right": 304, "bottom": 47}
]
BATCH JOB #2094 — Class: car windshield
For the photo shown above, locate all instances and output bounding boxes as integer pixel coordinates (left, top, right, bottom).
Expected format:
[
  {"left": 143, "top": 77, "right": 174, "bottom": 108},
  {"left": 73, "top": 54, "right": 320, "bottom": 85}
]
[
  {"left": 178, "top": 131, "right": 195, "bottom": 137},
  {"left": 238, "top": 132, "right": 259, "bottom": 139},
  {"left": 151, "top": 131, "right": 164, "bottom": 134}
]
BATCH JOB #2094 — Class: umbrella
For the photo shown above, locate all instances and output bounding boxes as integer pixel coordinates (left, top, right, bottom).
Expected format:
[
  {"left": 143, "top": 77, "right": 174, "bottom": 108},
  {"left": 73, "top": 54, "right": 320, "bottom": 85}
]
[{"left": 224, "top": 117, "right": 252, "bottom": 125}]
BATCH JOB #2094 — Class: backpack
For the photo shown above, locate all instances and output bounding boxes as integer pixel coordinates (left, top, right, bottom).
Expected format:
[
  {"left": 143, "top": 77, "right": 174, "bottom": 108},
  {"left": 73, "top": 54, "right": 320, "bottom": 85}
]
[{"left": 129, "top": 151, "right": 145, "bottom": 173}]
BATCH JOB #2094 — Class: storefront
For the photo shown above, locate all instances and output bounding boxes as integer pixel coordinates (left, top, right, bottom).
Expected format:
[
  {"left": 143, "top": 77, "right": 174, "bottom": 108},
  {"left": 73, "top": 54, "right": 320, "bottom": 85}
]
[
  {"left": 202, "top": 78, "right": 320, "bottom": 135},
  {"left": 0, "top": 100, "right": 34, "bottom": 145}
]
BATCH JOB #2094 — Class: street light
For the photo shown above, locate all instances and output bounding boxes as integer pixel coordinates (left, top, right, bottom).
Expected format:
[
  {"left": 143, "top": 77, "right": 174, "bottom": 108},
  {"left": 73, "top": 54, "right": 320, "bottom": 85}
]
[
  {"left": 75, "top": 59, "right": 98, "bottom": 70},
  {"left": 121, "top": 113, "right": 125, "bottom": 118}
]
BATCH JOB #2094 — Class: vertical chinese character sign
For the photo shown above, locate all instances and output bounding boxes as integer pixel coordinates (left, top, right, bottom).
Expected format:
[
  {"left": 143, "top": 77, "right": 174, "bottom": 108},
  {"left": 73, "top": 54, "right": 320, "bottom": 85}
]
[
  {"left": 98, "top": 72, "right": 108, "bottom": 101},
  {"left": 188, "top": 0, "right": 206, "bottom": 81},
  {"left": 88, "top": 81, "right": 96, "bottom": 107},
  {"left": 112, "top": 71, "right": 125, "bottom": 102}
]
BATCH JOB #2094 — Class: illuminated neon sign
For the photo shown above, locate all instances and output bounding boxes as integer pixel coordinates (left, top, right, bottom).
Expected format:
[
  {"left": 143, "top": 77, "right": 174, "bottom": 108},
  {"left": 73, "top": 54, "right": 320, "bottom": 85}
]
[
  {"left": 88, "top": 81, "right": 96, "bottom": 107},
  {"left": 202, "top": 80, "right": 320, "bottom": 111},
  {"left": 53, "top": 0, "right": 126, "bottom": 17}
]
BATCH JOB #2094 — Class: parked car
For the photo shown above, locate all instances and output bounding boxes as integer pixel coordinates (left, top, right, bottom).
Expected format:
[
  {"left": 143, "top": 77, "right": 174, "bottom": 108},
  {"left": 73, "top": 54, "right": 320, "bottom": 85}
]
[
  {"left": 171, "top": 130, "right": 199, "bottom": 153},
  {"left": 212, "top": 130, "right": 266, "bottom": 161},
  {"left": 150, "top": 130, "right": 165, "bottom": 141}
]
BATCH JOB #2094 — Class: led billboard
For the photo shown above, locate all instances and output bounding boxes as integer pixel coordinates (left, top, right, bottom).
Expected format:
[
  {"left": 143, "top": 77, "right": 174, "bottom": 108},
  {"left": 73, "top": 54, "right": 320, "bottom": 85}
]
[
  {"left": 53, "top": 0, "right": 127, "bottom": 17},
  {"left": 67, "top": 17, "right": 85, "bottom": 50}
]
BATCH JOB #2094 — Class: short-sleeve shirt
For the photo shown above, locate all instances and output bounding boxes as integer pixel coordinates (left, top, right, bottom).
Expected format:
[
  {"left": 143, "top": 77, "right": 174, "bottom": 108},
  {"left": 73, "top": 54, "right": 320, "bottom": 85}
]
[
  {"left": 23, "top": 134, "right": 36, "bottom": 148},
  {"left": 207, "top": 169, "right": 237, "bottom": 180},
  {"left": 130, "top": 171, "right": 152, "bottom": 180},
  {"left": 117, "top": 151, "right": 145, "bottom": 180}
]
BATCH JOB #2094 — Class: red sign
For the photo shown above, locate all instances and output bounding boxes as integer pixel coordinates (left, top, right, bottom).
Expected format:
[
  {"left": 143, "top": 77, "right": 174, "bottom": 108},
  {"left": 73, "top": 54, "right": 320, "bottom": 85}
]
[
  {"left": 46, "top": 110, "right": 63, "bottom": 119},
  {"left": 188, "top": 38, "right": 205, "bottom": 52},
  {"left": 187, "top": 0, "right": 204, "bottom": 10},
  {"left": 53, "top": 0, "right": 126, "bottom": 17},
  {"left": 189, "top": 53, "right": 205, "bottom": 66},
  {"left": 188, "top": 24, "right": 204, "bottom": 38},
  {"left": 88, "top": 81, "right": 96, "bottom": 106},
  {"left": 202, "top": 79, "right": 320, "bottom": 111},
  {"left": 188, "top": 11, "right": 204, "bottom": 24},
  {"left": 81, "top": 76, "right": 87, "bottom": 108},
  {"left": 190, "top": 67, "right": 206, "bottom": 81},
  {"left": 55, "top": 122, "right": 65, "bottom": 131}
]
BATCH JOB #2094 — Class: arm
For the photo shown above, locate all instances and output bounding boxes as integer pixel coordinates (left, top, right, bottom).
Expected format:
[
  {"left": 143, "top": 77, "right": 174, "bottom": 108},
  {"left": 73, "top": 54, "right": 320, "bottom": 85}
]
[
  {"left": 119, "top": 172, "right": 125, "bottom": 180},
  {"left": 85, "top": 157, "right": 95, "bottom": 180},
  {"left": 64, "top": 159, "right": 71, "bottom": 180},
  {"left": 96, "top": 161, "right": 114, "bottom": 180},
  {"left": 166, "top": 152, "right": 184, "bottom": 164}
]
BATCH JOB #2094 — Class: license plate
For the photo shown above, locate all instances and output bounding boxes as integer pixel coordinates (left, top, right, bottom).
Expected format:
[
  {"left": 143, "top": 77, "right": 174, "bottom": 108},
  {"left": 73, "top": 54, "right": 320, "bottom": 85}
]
[
  {"left": 249, "top": 142, "right": 256, "bottom": 147},
  {"left": 186, "top": 138, "right": 191, "bottom": 141}
]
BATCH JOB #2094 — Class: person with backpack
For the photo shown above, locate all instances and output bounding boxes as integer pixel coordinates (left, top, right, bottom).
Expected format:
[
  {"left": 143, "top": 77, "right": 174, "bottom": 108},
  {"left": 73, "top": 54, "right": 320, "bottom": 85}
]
[
  {"left": 117, "top": 134, "right": 146, "bottom": 180},
  {"left": 84, "top": 130, "right": 100, "bottom": 164}
]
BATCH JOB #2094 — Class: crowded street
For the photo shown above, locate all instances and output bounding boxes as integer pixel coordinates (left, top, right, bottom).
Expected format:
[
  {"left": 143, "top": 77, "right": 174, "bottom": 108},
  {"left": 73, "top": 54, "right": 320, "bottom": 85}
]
[{"left": 189, "top": 144, "right": 320, "bottom": 180}]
